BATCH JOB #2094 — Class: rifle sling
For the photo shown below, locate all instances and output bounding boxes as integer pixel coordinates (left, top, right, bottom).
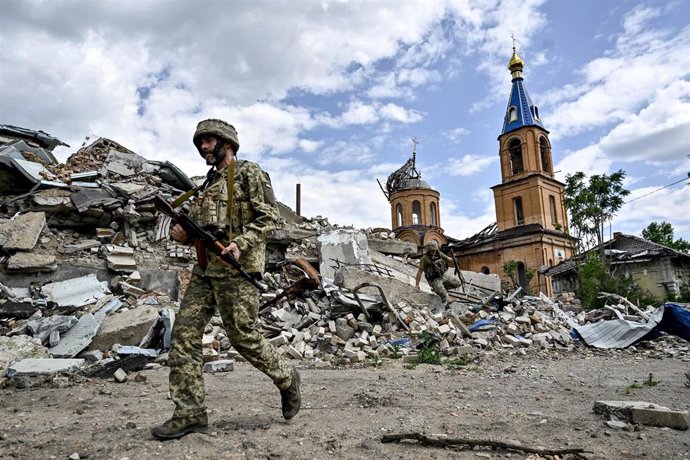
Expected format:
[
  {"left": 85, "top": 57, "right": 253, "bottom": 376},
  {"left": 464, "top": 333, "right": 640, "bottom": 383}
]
[{"left": 226, "top": 160, "right": 235, "bottom": 241}]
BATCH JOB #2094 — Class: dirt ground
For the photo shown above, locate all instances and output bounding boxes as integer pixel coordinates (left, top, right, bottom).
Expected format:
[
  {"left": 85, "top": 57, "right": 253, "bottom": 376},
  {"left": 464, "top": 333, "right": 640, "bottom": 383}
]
[{"left": 1, "top": 349, "right": 689, "bottom": 460}]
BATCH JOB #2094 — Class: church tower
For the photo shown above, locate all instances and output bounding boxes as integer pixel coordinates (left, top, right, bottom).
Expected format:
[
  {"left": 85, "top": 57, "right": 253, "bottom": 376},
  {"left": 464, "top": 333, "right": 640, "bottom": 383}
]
[
  {"left": 449, "top": 45, "right": 574, "bottom": 295},
  {"left": 381, "top": 140, "right": 446, "bottom": 249},
  {"left": 492, "top": 46, "right": 567, "bottom": 234}
]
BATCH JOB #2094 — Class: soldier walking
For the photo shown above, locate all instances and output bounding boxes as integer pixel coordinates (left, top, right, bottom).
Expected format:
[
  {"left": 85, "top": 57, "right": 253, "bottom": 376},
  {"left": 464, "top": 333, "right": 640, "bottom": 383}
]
[{"left": 151, "top": 119, "right": 301, "bottom": 439}]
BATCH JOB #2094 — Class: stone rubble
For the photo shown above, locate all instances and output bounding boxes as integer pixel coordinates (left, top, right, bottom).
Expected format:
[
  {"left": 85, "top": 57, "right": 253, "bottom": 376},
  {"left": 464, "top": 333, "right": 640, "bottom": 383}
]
[{"left": 0, "top": 132, "right": 688, "bottom": 391}]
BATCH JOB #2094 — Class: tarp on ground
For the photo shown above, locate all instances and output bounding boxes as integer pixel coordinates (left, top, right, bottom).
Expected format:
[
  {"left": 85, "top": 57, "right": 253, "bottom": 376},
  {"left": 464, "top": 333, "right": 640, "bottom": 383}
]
[{"left": 574, "top": 303, "right": 690, "bottom": 349}]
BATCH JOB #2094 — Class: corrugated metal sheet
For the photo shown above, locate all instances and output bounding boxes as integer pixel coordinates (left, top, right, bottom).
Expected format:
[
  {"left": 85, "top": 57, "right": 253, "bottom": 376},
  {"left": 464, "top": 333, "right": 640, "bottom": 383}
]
[{"left": 574, "top": 307, "right": 664, "bottom": 348}]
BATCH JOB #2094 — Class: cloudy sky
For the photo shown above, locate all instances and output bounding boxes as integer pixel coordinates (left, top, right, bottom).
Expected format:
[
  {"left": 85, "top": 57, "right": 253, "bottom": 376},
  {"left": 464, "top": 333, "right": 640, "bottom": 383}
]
[{"left": 1, "top": 0, "right": 689, "bottom": 242}]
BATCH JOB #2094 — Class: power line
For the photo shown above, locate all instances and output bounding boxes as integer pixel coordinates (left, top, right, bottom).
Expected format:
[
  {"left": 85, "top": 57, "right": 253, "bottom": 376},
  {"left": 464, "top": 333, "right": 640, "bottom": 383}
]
[{"left": 624, "top": 173, "right": 689, "bottom": 204}]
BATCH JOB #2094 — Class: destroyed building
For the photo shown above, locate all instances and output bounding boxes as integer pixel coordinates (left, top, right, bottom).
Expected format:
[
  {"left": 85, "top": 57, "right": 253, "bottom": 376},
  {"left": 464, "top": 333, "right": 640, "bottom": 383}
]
[
  {"left": 379, "top": 140, "right": 446, "bottom": 249},
  {"left": 0, "top": 117, "right": 688, "bottom": 391}
]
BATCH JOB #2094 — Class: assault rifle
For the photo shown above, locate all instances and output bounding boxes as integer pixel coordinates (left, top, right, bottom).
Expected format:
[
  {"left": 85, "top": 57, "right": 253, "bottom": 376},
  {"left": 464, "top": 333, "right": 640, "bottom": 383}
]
[{"left": 154, "top": 195, "right": 266, "bottom": 292}]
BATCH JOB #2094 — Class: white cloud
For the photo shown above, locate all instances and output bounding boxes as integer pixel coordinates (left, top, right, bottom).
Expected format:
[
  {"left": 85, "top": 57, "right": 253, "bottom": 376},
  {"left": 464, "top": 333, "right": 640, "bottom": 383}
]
[
  {"left": 379, "top": 103, "right": 424, "bottom": 123},
  {"left": 443, "top": 127, "right": 470, "bottom": 143},
  {"left": 613, "top": 181, "right": 690, "bottom": 240},
  {"left": 446, "top": 154, "right": 497, "bottom": 176},
  {"left": 544, "top": 5, "right": 690, "bottom": 140}
]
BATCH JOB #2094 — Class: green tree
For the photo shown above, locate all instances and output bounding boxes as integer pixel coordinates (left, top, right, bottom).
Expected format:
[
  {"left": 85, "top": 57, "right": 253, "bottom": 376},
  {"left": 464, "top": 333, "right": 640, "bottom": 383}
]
[
  {"left": 564, "top": 170, "right": 630, "bottom": 255},
  {"left": 641, "top": 221, "right": 690, "bottom": 253}
]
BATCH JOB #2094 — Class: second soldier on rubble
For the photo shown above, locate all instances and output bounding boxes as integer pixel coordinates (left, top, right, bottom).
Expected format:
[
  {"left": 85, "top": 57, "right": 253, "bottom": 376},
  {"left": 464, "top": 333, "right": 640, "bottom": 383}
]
[
  {"left": 414, "top": 240, "right": 462, "bottom": 310},
  {"left": 151, "top": 119, "right": 301, "bottom": 440}
]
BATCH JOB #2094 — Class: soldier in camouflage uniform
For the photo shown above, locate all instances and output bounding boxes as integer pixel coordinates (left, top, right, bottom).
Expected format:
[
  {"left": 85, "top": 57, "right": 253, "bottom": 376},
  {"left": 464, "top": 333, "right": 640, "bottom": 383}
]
[
  {"left": 414, "top": 240, "right": 462, "bottom": 309},
  {"left": 151, "top": 119, "right": 301, "bottom": 440}
]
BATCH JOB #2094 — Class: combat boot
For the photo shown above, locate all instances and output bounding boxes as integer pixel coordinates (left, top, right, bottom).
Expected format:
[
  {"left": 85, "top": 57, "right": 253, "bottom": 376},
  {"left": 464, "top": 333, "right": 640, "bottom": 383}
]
[
  {"left": 280, "top": 367, "right": 301, "bottom": 420},
  {"left": 150, "top": 413, "right": 208, "bottom": 440}
]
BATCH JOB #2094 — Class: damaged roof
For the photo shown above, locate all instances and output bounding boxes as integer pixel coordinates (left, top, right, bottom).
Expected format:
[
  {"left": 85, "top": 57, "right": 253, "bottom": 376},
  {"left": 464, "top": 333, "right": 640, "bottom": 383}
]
[{"left": 545, "top": 232, "right": 690, "bottom": 277}]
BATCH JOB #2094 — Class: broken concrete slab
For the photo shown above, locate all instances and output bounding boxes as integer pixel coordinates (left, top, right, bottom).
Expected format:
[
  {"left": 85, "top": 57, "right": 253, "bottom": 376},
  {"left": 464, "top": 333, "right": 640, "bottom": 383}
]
[
  {"left": 89, "top": 305, "right": 159, "bottom": 351},
  {"left": 41, "top": 274, "right": 110, "bottom": 308},
  {"left": 102, "top": 149, "right": 153, "bottom": 177},
  {"left": 70, "top": 188, "right": 120, "bottom": 213},
  {"left": 334, "top": 265, "right": 441, "bottom": 310},
  {"left": 49, "top": 313, "right": 100, "bottom": 358},
  {"left": 113, "top": 345, "right": 159, "bottom": 358},
  {"left": 0, "top": 211, "right": 46, "bottom": 250},
  {"left": 366, "top": 237, "right": 417, "bottom": 256},
  {"left": 317, "top": 229, "right": 372, "bottom": 281},
  {"left": 6, "top": 252, "right": 57, "bottom": 273},
  {"left": 6, "top": 358, "right": 85, "bottom": 388},
  {"left": 594, "top": 400, "right": 689, "bottom": 430},
  {"left": 0, "top": 335, "right": 49, "bottom": 375},
  {"left": 27, "top": 315, "right": 78, "bottom": 343}
]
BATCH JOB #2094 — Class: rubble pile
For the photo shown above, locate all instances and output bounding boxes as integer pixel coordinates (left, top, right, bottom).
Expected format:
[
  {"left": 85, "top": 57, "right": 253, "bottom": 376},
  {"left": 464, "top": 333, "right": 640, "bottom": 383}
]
[{"left": 0, "top": 131, "right": 688, "bottom": 389}]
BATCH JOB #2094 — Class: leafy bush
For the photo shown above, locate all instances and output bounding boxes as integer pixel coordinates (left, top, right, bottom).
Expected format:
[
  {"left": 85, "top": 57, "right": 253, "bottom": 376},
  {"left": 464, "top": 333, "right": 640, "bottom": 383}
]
[{"left": 577, "top": 253, "right": 660, "bottom": 309}]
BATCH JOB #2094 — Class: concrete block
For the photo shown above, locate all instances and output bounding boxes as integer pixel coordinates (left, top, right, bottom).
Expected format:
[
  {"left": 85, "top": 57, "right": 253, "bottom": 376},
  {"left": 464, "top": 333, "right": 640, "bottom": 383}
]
[
  {"left": 89, "top": 305, "right": 159, "bottom": 351},
  {"left": 593, "top": 400, "right": 689, "bottom": 429},
  {"left": 438, "top": 324, "right": 451, "bottom": 334},
  {"left": 203, "top": 360, "right": 234, "bottom": 374},
  {"left": 114, "top": 368, "right": 128, "bottom": 382},
  {"left": 287, "top": 346, "right": 303, "bottom": 359},
  {"left": 632, "top": 407, "right": 689, "bottom": 430},
  {"left": 269, "top": 334, "right": 289, "bottom": 346}
]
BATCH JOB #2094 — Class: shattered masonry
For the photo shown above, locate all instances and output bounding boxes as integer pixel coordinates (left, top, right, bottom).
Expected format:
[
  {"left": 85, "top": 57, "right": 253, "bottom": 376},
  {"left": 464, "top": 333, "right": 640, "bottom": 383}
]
[{"left": 0, "top": 126, "right": 688, "bottom": 429}]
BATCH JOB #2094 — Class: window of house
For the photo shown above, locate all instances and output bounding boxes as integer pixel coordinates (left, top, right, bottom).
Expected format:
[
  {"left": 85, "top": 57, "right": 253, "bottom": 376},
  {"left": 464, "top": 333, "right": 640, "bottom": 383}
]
[
  {"left": 412, "top": 200, "right": 421, "bottom": 225},
  {"left": 396, "top": 203, "right": 403, "bottom": 227},
  {"left": 509, "top": 138, "right": 524, "bottom": 174},
  {"left": 513, "top": 197, "right": 524, "bottom": 225},
  {"left": 430, "top": 202, "right": 437, "bottom": 226},
  {"left": 539, "top": 137, "right": 549, "bottom": 172},
  {"left": 549, "top": 195, "right": 557, "bottom": 225},
  {"left": 481, "top": 266, "right": 490, "bottom": 275},
  {"left": 508, "top": 106, "right": 518, "bottom": 122}
]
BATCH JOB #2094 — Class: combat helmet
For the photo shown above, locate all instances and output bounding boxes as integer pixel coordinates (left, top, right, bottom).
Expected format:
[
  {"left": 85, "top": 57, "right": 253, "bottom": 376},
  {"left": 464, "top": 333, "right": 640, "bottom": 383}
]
[
  {"left": 424, "top": 240, "right": 439, "bottom": 251},
  {"left": 193, "top": 119, "right": 240, "bottom": 153}
]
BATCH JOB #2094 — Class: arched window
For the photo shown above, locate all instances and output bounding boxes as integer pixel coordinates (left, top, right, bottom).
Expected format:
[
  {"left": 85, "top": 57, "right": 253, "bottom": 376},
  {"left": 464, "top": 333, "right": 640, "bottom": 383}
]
[
  {"left": 412, "top": 200, "right": 421, "bottom": 225},
  {"left": 507, "top": 106, "right": 518, "bottom": 123},
  {"left": 509, "top": 138, "right": 523, "bottom": 174},
  {"left": 396, "top": 203, "right": 403, "bottom": 227},
  {"left": 430, "top": 202, "right": 437, "bottom": 226},
  {"left": 481, "top": 266, "right": 490, "bottom": 275},
  {"left": 539, "top": 137, "right": 550, "bottom": 172},
  {"left": 533, "top": 105, "right": 540, "bottom": 120},
  {"left": 513, "top": 196, "right": 524, "bottom": 225}
]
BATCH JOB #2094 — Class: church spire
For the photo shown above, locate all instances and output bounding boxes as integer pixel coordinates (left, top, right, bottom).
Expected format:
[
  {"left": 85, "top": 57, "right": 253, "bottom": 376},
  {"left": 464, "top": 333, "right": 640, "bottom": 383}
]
[{"left": 501, "top": 40, "right": 546, "bottom": 135}]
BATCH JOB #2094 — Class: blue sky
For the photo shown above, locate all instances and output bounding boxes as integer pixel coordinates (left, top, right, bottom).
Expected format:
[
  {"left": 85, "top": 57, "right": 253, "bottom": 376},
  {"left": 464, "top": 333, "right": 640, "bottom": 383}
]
[{"left": 1, "top": 0, "right": 689, "bottom": 243}]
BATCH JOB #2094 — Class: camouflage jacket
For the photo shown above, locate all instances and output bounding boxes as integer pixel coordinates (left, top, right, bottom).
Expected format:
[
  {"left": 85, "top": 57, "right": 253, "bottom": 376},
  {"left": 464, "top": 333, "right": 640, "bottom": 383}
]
[
  {"left": 188, "top": 159, "right": 279, "bottom": 275},
  {"left": 419, "top": 251, "right": 452, "bottom": 282}
]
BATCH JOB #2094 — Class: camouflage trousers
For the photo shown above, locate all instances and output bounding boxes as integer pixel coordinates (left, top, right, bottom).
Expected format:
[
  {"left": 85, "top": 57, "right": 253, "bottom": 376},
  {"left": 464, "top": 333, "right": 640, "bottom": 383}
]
[
  {"left": 429, "top": 273, "right": 463, "bottom": 304},
  {"left": 168, "top": 266, "right": 293, "bottom": 418}
]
